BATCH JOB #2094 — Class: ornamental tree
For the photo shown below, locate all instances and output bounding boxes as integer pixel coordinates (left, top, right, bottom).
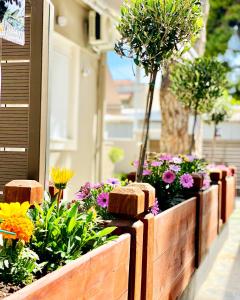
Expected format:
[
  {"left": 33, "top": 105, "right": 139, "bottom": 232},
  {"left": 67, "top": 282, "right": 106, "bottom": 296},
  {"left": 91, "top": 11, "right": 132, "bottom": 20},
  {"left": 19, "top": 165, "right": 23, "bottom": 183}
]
[
  {"left": 206, "top": 94, "right": 232, "bottom": 161},
  {"left": 115, "top": 0, "right": 203, "bottom": 182},
  {"left": 170, "top": 57, "right": 228, "bottom": 154}
]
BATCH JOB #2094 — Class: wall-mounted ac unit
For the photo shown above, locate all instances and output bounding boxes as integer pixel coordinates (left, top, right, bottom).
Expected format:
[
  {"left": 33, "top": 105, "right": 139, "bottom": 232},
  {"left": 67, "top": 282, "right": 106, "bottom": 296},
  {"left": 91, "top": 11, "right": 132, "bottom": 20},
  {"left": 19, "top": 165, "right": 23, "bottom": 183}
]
[{"left": 89, "top": 10, "right": 119, "bottom": 52}]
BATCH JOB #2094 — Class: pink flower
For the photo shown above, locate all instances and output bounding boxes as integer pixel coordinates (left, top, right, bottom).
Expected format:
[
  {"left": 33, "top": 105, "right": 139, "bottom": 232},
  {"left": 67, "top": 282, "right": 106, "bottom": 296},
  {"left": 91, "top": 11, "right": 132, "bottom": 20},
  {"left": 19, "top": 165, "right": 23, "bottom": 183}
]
[
  {"left": 169, "top": 165, "right": 181, "bottom": 173},
  {"left": 151, "top": 199, "right": 160, "bottom": 216},
  {"left": 97, "top": 192, "right": 109, "bottom": 208},
  {"left": 151, "top": 161, "right": 163, "bottom": 167},
  {"left": 180, "top": 174, "right": 194, "bottom": 188},
  {"left": 133, "top": 160, "right": 148, "bottom": 168},
  {"left": 160, "top": 154, "right": 172, "bottom": 161},
  {"left": 162, "top": 170, "right": 176, "bottom": 184},
  {"left": 143, "top": 169, "right": 152, "bottom": 176},
  {"left": 107, "top": 178, "right": 120, "bottom": 185},
  {"left": 171, "top": 156, "right": 182, "bottom": 164},
  {"left": 203, "top": 178, "right": 210, "bottom": 190}
]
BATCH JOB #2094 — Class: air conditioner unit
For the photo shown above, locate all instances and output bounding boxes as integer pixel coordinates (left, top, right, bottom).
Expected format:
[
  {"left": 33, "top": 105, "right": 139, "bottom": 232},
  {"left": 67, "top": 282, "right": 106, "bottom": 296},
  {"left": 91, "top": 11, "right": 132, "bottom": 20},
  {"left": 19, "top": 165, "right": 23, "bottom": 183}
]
[{"left": 88, "top": 10, "right": 119, "bottom": 52}]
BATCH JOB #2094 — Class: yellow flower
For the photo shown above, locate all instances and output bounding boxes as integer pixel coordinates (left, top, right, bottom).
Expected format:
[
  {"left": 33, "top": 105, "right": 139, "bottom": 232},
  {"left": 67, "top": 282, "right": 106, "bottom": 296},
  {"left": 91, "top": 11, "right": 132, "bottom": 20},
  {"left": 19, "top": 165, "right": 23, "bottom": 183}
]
[
  {"left": 1, "top": 216, "right": 34, "bottom": 243},
  {"left": 51, "top": 167, "right": 74, "bottom": 189},
  {"left": 0, "top": 202, "right": 30, "bottom": 219}
]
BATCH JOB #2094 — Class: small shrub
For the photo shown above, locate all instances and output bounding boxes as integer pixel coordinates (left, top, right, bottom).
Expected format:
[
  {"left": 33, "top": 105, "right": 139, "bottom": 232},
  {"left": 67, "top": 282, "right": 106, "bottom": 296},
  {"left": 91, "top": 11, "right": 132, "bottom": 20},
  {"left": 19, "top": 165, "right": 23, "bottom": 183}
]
[{"left": 108, "top": 147, "right": 125, "bottom": 164}]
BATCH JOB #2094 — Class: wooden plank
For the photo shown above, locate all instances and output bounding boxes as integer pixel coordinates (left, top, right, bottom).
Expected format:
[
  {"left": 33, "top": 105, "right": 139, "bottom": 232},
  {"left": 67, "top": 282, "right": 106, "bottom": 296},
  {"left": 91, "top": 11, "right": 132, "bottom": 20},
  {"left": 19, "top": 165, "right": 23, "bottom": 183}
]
[
  {"left": 0, "top": 151, "right": 28, "bottom": 192},
  {"left": 152, "top": 198, "right": 197, "bottom": 300},
  {"left": 1, "top": 63, "right": 30, "bottom": 104},
  {"left": 0, "top": 108, "right": 29, "bottom": 147},
  {"left": 197, "top": 186, "right": 219, "bottom": 265}
]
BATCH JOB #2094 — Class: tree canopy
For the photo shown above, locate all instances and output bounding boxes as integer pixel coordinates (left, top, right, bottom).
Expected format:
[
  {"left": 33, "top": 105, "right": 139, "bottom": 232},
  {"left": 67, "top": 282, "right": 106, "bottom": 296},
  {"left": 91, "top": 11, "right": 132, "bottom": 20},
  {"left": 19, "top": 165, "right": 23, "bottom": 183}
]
[
  {"left": 206, "top": 0, "right": 240, "bottom": 57},
  {"left": 115, "top": 0, "right": 203, "bottom": 75},
  {"left": 170, "top": 57, "right": 228, "bottom": 114}
]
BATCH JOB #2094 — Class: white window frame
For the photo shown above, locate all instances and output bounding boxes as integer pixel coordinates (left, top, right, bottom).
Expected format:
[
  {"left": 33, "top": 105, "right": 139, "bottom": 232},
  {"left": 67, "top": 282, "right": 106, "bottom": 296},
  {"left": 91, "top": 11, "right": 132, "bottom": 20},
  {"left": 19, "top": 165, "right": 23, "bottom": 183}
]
[{"left": 49, "top": 32, "right": 80, "bottom": 151}]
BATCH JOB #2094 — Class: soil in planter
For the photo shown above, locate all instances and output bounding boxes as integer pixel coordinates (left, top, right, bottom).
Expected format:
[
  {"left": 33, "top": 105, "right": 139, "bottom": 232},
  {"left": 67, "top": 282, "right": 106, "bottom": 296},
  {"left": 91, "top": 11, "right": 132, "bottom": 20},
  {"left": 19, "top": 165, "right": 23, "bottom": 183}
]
[{"left": 0, "top": 282, "right": 21, "bottom": 299}]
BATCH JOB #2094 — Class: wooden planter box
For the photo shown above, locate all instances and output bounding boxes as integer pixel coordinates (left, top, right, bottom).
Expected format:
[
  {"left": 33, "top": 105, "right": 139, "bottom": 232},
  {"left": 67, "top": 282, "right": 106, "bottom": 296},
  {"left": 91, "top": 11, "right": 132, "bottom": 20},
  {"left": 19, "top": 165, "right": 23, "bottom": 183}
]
[
  {"left": 210, "top": 169, "right": 236, "bottom": 224},
  {"left": 5, "top": 234, "right": 131, "bottom": 300},
  {"left": 141, "top": 197, "right": 197, "bottom": 300},
  {"left": 196, "top": 185, "right": 219, "bottom": 266}
]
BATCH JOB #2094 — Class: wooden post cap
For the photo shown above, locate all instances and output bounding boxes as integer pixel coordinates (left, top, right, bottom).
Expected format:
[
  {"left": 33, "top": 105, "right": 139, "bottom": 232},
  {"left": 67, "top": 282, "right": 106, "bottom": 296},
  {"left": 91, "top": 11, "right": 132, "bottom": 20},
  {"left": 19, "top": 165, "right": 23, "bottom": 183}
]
[
  {"left": 210, "top": 171, "right": 222, "bottom": 183},
  {"left": 191, "top": 173, "right": 204, "bottom": 190},
  {"left": 128, "top": 182, "right": 155, "bottom": 211},
  {"left": 229, "top": 166, "right": 237, "bottom": 176},
  {"left": 4, "top": 180, "right": 43, "bottom": 204},
  {"left": 108, "top": 186, "right": 145, "bottom": 217},
  {"left": 221, "top": 170, "right": 228, "bottom": 179}
]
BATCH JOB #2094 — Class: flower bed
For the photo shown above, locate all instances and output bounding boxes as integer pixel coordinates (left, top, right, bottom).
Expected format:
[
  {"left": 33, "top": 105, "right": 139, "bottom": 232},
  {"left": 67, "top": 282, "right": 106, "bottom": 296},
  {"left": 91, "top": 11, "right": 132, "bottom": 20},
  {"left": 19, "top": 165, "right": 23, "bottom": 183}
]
[
  {"left": 132, "top": 154, "right": 210, "bottom": 211},
  {"left": 0, "top": 169, "right": 122, "bottom": 299}
]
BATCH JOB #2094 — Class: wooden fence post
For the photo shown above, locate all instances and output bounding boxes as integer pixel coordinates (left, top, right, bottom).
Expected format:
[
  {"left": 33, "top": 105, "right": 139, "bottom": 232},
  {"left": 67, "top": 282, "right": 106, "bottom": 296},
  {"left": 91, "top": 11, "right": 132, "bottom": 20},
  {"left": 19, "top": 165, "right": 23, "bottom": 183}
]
[{"left": 108, "top": 185, "right": 155, "bottom": 300}]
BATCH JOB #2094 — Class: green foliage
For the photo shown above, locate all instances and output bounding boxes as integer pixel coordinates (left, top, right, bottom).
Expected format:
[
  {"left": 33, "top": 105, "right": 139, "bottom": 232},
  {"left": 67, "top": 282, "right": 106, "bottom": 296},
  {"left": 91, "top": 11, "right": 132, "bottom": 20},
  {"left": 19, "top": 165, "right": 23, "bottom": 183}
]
[
  {"left": 206, "top": 0, "right": 240, "bottom": 56},
  {"left": 115, "top": 0, "right": 203, "bottom": 75},
  {"left": 29, "top": 199, "right": 116, "bottom": 275},
  {"left": 170, "top": 57, "right": 228, "bottom": 114},
  {"left": 206, "top": 93, "right": 233, "bottom": 125},
  {"left": 108, "top": 147, "right": 124, "bottom": 164},
  {"left": 0, "top": 240, "right": 42, "bottom": 285}
]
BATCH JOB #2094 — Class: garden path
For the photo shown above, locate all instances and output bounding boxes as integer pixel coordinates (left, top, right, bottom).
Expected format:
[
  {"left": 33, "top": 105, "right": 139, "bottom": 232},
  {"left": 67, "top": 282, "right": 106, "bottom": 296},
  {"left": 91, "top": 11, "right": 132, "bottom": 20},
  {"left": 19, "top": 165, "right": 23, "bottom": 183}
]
[{"left": 195, "top": 198, "right": 240, "bottom": 300}]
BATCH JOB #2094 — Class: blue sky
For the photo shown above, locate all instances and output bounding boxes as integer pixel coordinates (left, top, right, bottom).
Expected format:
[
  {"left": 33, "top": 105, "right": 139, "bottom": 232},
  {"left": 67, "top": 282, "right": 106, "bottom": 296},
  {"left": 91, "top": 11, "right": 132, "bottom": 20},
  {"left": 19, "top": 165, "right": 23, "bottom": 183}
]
[
  {"left": 107, "top": 51, "right": 162, "bottom": 87},
  {"left": 107, "top": 51, "right": 136, "bottom": 80}
]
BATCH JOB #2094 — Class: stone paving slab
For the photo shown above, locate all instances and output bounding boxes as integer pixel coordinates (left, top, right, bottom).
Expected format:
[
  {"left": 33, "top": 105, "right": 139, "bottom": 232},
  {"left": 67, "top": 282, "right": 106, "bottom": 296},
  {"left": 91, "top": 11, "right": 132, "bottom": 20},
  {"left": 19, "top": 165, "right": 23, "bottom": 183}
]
[{"left": 195, "top": 198, "right": 240, "bottom": 300}]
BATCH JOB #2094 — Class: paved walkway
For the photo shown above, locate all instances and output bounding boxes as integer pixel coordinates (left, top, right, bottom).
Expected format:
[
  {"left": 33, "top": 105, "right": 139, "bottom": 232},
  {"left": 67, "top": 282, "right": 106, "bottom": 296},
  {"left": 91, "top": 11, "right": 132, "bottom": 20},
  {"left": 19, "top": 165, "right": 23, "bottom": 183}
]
[{"left": 195, "top": 198, "right": 240, "bottom": 300}]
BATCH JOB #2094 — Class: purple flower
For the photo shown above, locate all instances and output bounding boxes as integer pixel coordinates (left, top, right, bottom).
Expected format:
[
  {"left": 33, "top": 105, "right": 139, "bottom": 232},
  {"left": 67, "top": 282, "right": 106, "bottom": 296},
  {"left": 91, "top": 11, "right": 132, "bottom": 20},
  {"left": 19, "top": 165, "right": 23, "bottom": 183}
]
[
  {"left": 162, "top": 170, "right": 176, "bottom": 184},
  {"left": 97, "top": 192, "right": 109, "bottom": 208},
  {"left": 75, "top": 191, "right": 88, "bottom": 201},
  {"left": 143, "top": 169, "right": 152, "bottom": 176},
  {"left": 169, "top": 164, "right": 181, "bottom": 173},
  {"left": 160, "top": 154, "right": 172, "bottom": 161},
  {"left": 186, "top": 155, "right": 195, "bottom": 162},
  {"left": 151, "top": 199, "right": 160, "bottom": 216},
  {"left": 133, "top": 160, "right": 148, "bottom": 168},
  {"left": 93, "top": 182, "right": 104, "bottom": 189},
  {"left": 203, "top": 178, "right": 210, "bottom": 190},
  {"left": 107, "top": 178, "right": 120, "bottom": 185},
  {"left": 171, "top": 156, "right": 182, "bottom": 164},
  {"left": 180, "top": 174, "right": 194, "bottom": 188},
  {"left": 151, "top": 161, "right": 163, "bottom": 167},
  {"left": 75, "top": 182, "right": 92, "bottom": 200}
]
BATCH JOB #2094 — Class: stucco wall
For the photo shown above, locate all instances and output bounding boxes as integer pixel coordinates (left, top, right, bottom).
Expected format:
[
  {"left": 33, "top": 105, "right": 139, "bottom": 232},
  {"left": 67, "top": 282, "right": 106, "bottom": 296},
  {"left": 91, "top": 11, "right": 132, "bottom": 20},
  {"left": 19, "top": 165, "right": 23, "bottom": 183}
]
[{"left": 49, "top": 0, "right": 100, "bottom": 199}]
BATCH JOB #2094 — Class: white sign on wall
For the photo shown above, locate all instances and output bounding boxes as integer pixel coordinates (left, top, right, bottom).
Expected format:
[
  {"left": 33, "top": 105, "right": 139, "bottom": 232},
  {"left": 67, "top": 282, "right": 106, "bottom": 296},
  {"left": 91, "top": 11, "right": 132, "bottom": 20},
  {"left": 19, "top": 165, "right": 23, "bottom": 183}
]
[{"left": 0, "top": 0, "right": 25, "bottom": 45}]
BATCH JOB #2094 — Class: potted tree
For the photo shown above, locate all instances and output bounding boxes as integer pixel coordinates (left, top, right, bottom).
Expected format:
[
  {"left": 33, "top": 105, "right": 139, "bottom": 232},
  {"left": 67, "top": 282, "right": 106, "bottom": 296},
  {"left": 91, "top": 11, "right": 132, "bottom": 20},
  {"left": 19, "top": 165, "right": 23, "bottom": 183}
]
[
  {"left": 170, "top": 57, "right": 228, "bottom": 154},
  {"left": 115, "top": 0, "right": 203, "bottom": 181}
]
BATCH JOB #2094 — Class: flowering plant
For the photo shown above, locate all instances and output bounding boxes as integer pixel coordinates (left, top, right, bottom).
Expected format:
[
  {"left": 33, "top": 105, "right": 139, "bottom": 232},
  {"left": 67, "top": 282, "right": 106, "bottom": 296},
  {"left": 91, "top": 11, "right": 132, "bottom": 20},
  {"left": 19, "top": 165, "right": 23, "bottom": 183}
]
[
  {"left": 0, "top": 202, "right": 42, "bottom": 285},
  {"left": 133, "top": 154, "right": 209, "bottom": 210},
  {"left": 30, "top": 195, "right": 117, "bottom": 275},
  {"left": 74, "top": 178, "right": 126, "bottom": 219}
]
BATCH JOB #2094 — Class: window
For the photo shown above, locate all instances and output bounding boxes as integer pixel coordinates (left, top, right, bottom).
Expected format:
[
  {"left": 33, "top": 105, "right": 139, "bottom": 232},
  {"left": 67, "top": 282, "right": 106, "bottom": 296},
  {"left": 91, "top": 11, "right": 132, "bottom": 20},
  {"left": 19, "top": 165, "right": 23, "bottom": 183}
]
[{"left": 49, "top": 32, "right": 80, "bottom": 151}]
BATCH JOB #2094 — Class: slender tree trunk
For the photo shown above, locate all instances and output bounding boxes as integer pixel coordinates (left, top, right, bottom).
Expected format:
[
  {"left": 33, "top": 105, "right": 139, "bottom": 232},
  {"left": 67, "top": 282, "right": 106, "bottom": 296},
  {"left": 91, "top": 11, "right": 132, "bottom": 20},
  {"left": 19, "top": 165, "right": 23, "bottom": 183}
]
[
  {"left": 211, "top": 122, "right": 217, "bottom": 163},
  {"left": 136, "top": 70, "right": 158, "bottom": 182},
  {"left": 189, "top": 109, "right": 198, "bottom": 154},
  {"left": 160, "top": 67, "right": 189, "bottom": 154}
]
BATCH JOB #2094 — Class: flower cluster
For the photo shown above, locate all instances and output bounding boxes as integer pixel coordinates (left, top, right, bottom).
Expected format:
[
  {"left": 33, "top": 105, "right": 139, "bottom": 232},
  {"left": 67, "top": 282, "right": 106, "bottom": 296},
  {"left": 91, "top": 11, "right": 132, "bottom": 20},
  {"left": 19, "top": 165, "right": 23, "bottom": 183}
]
[
  {"left": 74, "top": 178, "right": 123, "bottom": 219},
  {"left": 0, "top": 202, "right": 34, "bottom": 243},
  {"left": 133, "top": 154, "right": 209, "bottom": 210}
]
